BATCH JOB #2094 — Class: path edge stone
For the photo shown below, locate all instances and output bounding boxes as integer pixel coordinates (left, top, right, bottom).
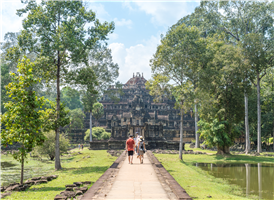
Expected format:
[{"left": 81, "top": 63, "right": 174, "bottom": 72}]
[
  {"left": 147, "top": 151, "right": 193, "bottom": 200},
  {"left": 80, "top": 151, "right": 126, "bottom": 200}
]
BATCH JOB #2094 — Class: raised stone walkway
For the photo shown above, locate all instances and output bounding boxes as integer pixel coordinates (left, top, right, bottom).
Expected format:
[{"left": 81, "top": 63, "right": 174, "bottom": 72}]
[{"left": 81, "top": 151, "right": 192, "bottom": 200}]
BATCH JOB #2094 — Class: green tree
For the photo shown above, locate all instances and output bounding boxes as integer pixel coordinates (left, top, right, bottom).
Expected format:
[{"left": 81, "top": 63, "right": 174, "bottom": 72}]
[
  {"left": 69, "top": 108, "right": 86, "bottom": 129},
  {"left": 1, "top": 64, "right": 12, "bottom": 114},
  {"left": 61, "top": 86, "right": 82, "bottom": 110},
  {"left": 1, "top": 58, "right": 47, "bottom": 184},
  {"left": 84, "top": 127, "right": 110, "bottom": 141},
  {"left": 149, "top": 24, "right": 207, "bottom": 160},
  {"left": 197, "top": 1, "right": 274, "bottom": 153},
  {"left": 34, "top": 130, "right": 69, "bottom": 160},
  {"left": 198, "top": 41, "right": 248, "bottom": 154},
  {"left": 92, "top": 102, "right": 104, "bottom": 127},
  {"left": 10, "top": 1, "right": 114, "bottom": 170},
  {"left": 75, "top": 44, "right": 119, "bottom": 142}
]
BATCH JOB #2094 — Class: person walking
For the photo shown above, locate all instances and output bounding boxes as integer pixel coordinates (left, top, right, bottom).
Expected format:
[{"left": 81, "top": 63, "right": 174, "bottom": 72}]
[
  {"left": 78, "top": 143, "right": 81, "bottom": 150},
  {"left": 138, "top": 136, "right": 146, "bottom": 164},
  {"left": 81, "top": 144, "right": 84, "bottom": 150},
  {"left": 126, "top": 135, "right": 135, "bottom": 164},
  {"left": 134, "top": 133, "right": 140, "bottom": 157}
]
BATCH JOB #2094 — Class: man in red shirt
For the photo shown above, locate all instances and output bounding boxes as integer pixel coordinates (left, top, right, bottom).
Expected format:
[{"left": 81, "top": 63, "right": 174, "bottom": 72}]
[{"left": 126, "top": 135, "right": 135, "bottom": 164}]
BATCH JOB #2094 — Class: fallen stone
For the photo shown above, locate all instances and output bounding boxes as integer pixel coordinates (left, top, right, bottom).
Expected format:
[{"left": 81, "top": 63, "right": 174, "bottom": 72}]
[
  {"left": 44, "top": 176, "right": 53, "bottom": 181},
  {"left": 82, "top": 156, "right": 85, "bottom": 159},
  {"left": 54, "top": 194, "right": 67, "bottom": 200},
  {"left": 1, "top": 186, "right": 6, "bottom": 192},
  {"left": 31, "top": 177, "right": 41, "bottom": 181},
  {"left": 8, "top": 182, "right": 19, "bottom": 187},
  {"left": 79, "top": 187, "right": 88, "bottom": 193},
  {"left": 60, "top": 191, "right": 76, "bottom": 198},
  {"left": 82, "top": 181, "right": 91, "bottom": 185},
  {"left": 25, "top": 180, "right": 35, "bottom": 185},
  {"left": 1, "top": 192, "right": 11, "bottom": 198},
  {"left": 65, "top": 187, "right": 74, "bottom": 191},
  {"left": 65, "top": 184, "right": 76, "bottom": 188},
  {"left": 18, "top": 184, "right": 29, "bottom": 191},
  {"left": 73, "top": 182, "right": 82, "bottom": 187},
  {"left": 75, "top": 190, "right": 83, "bottom": 196},
  {"left": 5, "top": 184, "right": 19, "bottom": 192},
  {"left": 51, "top": 175, "right": 59, "bottom": 179},
  {"left": 35, "top": 180, "right": 48, "bottom": 185},
  {"left": 87, "top": 156, "right": 90, "bottom": 158}
]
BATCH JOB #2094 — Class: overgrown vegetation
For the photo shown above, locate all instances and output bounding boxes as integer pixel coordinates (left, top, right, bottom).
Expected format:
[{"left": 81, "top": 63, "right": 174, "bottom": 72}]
[
  {"left": 33, "top": 131, "right": 70, "bottom": 160},
  {"left": 85, "top": 127, "right": 111, "bottom": 141},
  {"left": 147, "top": 1, "right": 274, "bottom": 154}
]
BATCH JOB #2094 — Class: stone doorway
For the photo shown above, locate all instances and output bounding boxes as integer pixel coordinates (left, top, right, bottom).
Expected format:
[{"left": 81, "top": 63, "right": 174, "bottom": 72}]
[{"left": 130, "top": 126, "right": 145, "bottom": 138}]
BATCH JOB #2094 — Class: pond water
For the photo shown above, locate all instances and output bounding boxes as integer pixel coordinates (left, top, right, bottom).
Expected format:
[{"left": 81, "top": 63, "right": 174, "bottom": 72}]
[{"left": 195, "top": 163, "right": 274, "bottom": 199}]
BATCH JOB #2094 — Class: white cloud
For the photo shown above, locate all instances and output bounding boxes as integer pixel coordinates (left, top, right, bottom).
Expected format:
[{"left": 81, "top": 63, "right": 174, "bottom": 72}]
[
  {"left": 108, "top": 32, "right": 119, "bottom": 41},
  {"left": 134, "top": 2, "right": 195, "bottom": 27},
  {"left": 86, "top": 2, "right": 110, "bottom": 22},
  {"left": 1, "top": 1, "right": 25, "bottom": 42},
  {"left": 109, "top": 35, "right": 160, "bottom": 83},
  {"left": 114, "top": 18, "right": 132, "bottom": 28}
]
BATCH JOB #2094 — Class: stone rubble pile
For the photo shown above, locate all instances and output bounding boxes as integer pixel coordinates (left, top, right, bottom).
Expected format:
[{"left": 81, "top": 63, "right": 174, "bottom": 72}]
[
  {"left": 107, "top": 150, "right": 125, "bottom": 157},
  {"left": 151, "top": 149, "right": 207, "bottom": 155},
  {"left": 54, "top": 181, "right": 91, "bottom": 200},
  {"left": 0, "top": 175, "right": 58, "bottom": 199}
]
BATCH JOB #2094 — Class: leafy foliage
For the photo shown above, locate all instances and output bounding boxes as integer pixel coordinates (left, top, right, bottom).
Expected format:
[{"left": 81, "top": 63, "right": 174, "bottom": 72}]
[
  {"left": 33, "top": 130, "right": 69, "bottom": 160},
  {"left": 69, "top": 108, "right": 86, "bottom": 129},
  {"left": 9, "top": 0, "right": 114, "bottom": 169},
  {"left": 61, "top": 87, "right": 83, "bottom": 110},
  {"left": 92, "top": 102, "right": 104, "bottom": 126},
  {"left": 0, "top": 58, "right": 48, "bottom": 183},
  {"left": 1, "top": 64, "right": 12, "bottom": 114},
  {"left": 84, "top": 127, "right": 111, "bottom": 141},
  {"left": 198, "top": 119, "right": 240, "bottom": 151}
]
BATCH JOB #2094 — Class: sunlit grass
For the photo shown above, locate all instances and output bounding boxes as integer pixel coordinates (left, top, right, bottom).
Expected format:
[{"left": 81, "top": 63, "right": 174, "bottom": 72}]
[
  {"left": 155, "top": 152, "right": 274, "bottom": 200},
  {"left": 1, "top": 148, "right": 116, "bottom": 200}
]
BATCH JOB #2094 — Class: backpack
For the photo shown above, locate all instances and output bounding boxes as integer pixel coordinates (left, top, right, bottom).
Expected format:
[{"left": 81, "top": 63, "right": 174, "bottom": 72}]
[{"left": 139, "top": 141, "right": 145, "bottom": 152}]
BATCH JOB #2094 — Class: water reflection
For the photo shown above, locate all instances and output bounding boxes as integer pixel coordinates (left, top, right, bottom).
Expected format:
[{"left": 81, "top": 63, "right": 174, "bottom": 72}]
[{"left": 195, "top": 162, "right": 274, "bottom": 200}]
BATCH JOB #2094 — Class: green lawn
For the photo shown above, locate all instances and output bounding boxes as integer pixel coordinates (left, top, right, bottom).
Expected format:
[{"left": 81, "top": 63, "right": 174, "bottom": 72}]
[
  {"left": 155, "top": 152, "right": 274, "bottom": 200},
  {"left": 1, "top": 148, "right": 116, "bottom": 199}
]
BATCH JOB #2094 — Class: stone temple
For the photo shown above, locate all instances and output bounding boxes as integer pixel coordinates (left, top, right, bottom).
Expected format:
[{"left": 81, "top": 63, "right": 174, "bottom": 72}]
[{"left": 89, "top": 72, "right": 195, "bottom": 150}]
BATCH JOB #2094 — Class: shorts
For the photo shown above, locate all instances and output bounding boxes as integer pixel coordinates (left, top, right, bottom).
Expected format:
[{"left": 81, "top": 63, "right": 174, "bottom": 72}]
[
  {"left": 139, "top": 150, "right": 144, "bottom": 156},
  {"left": 128, "top": 151, "right": 134, "bottom": 156}
]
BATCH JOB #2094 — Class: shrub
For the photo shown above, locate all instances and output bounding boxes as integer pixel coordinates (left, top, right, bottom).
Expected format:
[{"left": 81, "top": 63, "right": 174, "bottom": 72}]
[
  {"left": 34, "top": 130, "right": 69, "bottom": 160},
  {"left": 85, "top": 127, "right": 111, "bottom": 141}
]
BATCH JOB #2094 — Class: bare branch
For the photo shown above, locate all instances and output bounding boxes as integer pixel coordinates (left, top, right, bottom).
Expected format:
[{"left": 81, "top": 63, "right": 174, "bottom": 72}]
[{"left": 223, "top": 27, "right": 240, "bottom": 41}]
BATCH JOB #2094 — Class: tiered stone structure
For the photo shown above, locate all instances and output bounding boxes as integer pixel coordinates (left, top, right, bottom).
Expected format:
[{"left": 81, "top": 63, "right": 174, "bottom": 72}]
[{"left": 90, "top": 72, "right": 195, "bottom": 150}]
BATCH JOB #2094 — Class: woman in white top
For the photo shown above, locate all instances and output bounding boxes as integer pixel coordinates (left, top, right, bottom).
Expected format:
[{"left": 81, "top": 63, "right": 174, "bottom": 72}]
[
  {"left": 134, "top": 133, "right": 140, "bottom": 156},
  {"left": 137, "top": 136, "right": 146, "bottom": 164}
]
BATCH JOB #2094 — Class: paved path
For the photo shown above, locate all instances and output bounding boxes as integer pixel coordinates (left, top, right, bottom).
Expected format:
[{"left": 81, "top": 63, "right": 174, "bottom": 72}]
[{"left": 103, "top": 154, "right": 171, "bottom": 200}]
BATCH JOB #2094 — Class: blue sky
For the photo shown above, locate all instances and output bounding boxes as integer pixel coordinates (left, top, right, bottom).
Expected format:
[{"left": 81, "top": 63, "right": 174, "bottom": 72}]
[{"left": 1, "top": 0, "right": 199, "bottom": 83}]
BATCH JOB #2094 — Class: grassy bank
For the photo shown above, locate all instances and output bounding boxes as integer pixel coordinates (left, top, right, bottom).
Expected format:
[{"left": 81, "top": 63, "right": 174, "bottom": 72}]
[
  {"left": 155, "top": 151, "right": 274, "bottom": 200},
  {"left": 1, "top": 148, "right": 116, "bottom": 199}
]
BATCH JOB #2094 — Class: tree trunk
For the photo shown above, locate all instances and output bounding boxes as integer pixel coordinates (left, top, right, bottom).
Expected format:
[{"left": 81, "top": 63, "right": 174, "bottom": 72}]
[
  {"left": 244, "top": 92, "right": 250, "bottom": 154},
  {"left": 257, "top": 73, "right": 262, "bottom": 153},
  {"left": 90, "top": 111, "right": 93, "bottom": 142},
  {"left": 179, "top": 107, "right": 184, "bottom": 160},
  {"left": 55, "top": 50, "right": 62, "bottom": 170},
  {"left": 217, "top": 145, "right": 230, "bottom": 155},
  {"left": 194, "top": 103, "right": 200, "bottom": 148},
  {"left": 20, "top": 153, "right": 24, "bottom": 184}
]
